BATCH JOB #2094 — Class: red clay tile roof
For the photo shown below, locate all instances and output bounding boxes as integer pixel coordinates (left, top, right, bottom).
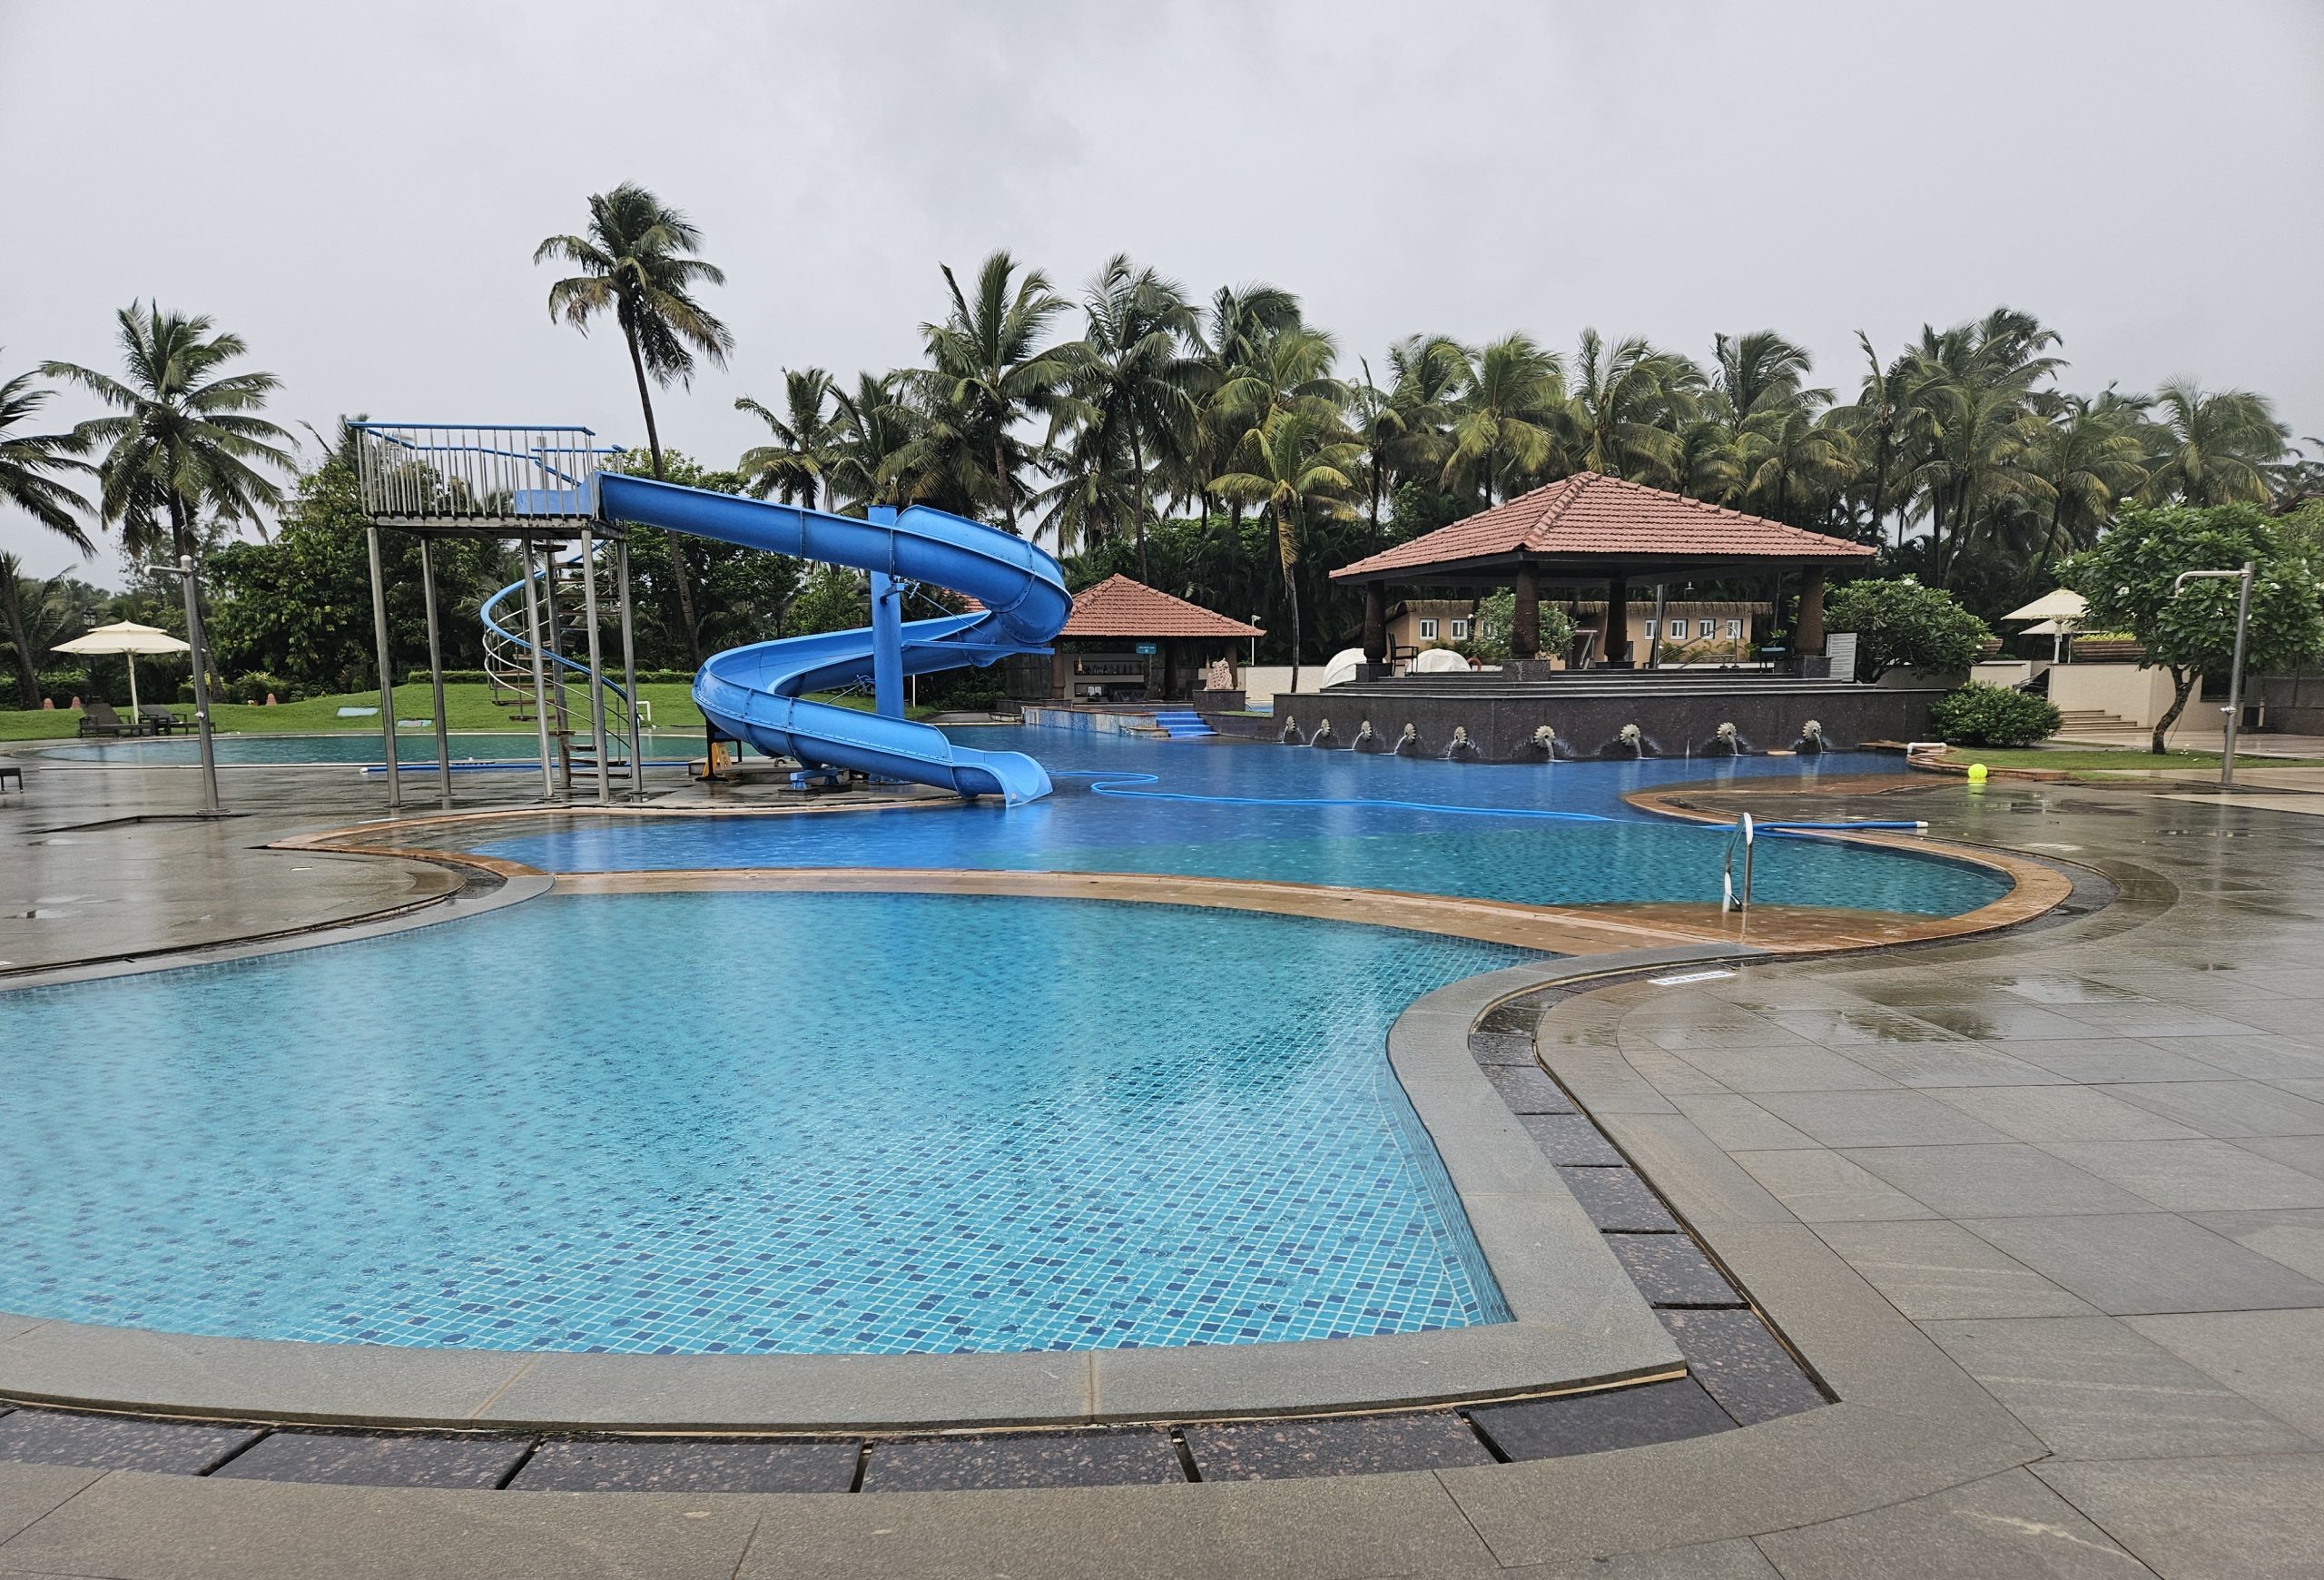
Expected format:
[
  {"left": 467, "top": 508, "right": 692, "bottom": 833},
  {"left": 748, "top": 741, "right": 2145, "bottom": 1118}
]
[
  {"left": 1333, "top": 473, "right": 1875, "bottom": 580},
  {"left": 1059, "top": 575, "right": 1264, "bottom": 638}
]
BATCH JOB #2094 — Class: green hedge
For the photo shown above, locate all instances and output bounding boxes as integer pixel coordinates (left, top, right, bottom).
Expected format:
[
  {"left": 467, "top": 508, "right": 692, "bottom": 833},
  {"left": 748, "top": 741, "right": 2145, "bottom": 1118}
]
[
  {"left": 401, "top": 668, "right": 696, "bottom": 686},
  {"left": 1931, "top": 682, "right": 2062, "bottom": 747}
]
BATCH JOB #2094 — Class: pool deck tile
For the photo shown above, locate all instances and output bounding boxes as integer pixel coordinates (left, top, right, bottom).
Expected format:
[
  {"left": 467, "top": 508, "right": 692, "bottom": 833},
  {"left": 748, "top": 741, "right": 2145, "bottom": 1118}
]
[
  {"left": 1483, "top": 1065, "right": 1575, "bottom": 1113},
  {"left": 1469, "top": 1377, "right": 1734, "bottom": 1461},
  {"left": 211, "top": 1430, "right": 530, "bottom": 1488},
  {"left": 1181, "top": 1411, "right": 1492, "bottom": 1480},
  {"left": 1655, "top": 1310, "right": 1825, "bottom": 1427},
  {"left": 0, "top": 1410, "right": 258, "bottom": 1475},
  {"left": 861, "top": 1428, "right": 1184, "bottom": 1493},
  {"left": 512, "top": 1437, "right": 861, "bottom": 1493},
  {"left": 1751, "top": 1466, "right": 2153, "bottom": 1579},
  {"left": 1957, "top": 1211, "right": 2324, "bottom": 1315},
  {"left": 1603, "top": 1235, "right": 1742, "bottom": 1308},
  {"left": 1519, "top": 1112, "right": 1624, "bottom": 1166}
]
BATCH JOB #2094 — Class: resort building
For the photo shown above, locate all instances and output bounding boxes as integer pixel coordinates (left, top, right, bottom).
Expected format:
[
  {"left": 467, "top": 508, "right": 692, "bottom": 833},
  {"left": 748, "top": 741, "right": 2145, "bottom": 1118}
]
[{"left": 1047, "top": 574, "right": 1263, "bottom": 702}]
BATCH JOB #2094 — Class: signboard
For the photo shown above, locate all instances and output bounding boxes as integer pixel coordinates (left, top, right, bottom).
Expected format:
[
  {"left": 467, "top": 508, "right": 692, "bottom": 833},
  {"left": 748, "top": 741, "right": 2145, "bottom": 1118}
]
[
  {"left": 1827, "top": 631, "right": 1858, "bottom": 683},
  {"left": 1134, "top": 641, "right": 1157, "bottom": 656}
]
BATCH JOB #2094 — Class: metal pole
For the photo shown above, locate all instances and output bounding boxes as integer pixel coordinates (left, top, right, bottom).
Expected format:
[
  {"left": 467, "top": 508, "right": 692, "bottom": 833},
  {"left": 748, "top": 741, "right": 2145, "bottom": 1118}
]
[
  {"left": 578, "top": 526, "right": 611, "bottom": 805},
  {"left": 419, "top": 537, "right": 453, "bottom": 811},
  {"left": 2222, "top": 561, "right": 2253, "bottom": 790},
  {"left": 540, "top": 543, "right": 571, "bottom": 796},
  {"left": 617, "top": 538, "right": 644, "bottom": 801},
  {"left": 365, "top": 525, "right": 400, "bottom": 810},
  {"left": 1739, "top": 812, "right": 1755, "bottom": 913},
  {"left": 178, "top": 554, "right": 222, "bottom": 815},
  {"left": 1649, "top": 584, "right": 1668, "bottom": 670},
  {"left": 519, "top": 538, "right": 556, "bottom": 801}
]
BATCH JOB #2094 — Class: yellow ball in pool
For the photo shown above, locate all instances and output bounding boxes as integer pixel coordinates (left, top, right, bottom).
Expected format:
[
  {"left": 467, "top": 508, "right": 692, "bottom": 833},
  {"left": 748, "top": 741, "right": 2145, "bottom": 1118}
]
[{"left": 1966, "top": 763, "right": 1989, "bottom": 783}]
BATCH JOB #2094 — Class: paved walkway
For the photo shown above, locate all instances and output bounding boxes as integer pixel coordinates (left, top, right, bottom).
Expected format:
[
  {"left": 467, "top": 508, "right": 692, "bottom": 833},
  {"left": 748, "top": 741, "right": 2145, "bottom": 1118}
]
[{"left": 2, "top": 759, "right": 2321, "bottom": 1574}]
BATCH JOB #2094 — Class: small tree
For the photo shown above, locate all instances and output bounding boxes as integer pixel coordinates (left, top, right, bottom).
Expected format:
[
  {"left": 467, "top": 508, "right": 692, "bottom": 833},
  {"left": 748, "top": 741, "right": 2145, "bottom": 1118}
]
[
  {"left": 1469, "top": 588, "right": 1576, "bottom": 667},
  {"left": 1823, "top": 578, "right": 1990, "bottom": 681},
  {"left": 2069, "top": 504, "right": 2324, "bottom": 753}
]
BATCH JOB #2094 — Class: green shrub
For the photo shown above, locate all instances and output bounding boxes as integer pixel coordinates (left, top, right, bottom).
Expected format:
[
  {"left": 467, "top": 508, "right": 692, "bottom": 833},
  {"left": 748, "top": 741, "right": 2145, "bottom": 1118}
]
[
  {"left": 1931, "top": 682, "right": 2062, "bottom": 747},
  {"left": 232, "top": 673, "right": 293, "bottom": 705},
  {"left": 403, "top": 667, "right": 695, "bottom": 686}
]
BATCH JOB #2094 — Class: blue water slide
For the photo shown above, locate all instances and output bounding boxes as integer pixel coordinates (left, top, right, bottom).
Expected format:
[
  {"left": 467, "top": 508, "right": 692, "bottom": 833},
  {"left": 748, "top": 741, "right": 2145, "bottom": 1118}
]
[{"left": 595, "top": 473, "right": 1069, "bottom": 805}]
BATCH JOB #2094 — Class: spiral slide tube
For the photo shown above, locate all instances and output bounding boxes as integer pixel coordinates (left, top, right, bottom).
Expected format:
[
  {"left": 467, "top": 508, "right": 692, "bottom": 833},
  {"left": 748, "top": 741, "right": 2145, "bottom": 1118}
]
[{"left": 596, "top": 473, "right": 1071, "bottom": 805}]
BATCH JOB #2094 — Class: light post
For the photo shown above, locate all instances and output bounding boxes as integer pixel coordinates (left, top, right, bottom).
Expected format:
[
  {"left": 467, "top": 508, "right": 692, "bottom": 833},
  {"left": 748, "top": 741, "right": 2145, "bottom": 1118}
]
[
  {"left": 156, "top": 554, "right": 224, "bottom": 815},
  {"left": 2171, "top": 561, "right": 2255, "bottom": 790}
]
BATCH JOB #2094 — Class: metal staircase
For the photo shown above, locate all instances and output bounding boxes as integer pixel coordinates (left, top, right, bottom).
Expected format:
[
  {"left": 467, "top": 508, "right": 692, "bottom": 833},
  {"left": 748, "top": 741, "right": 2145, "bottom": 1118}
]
[{"left": 481, "top": 547, "right": 637, "bottom": 794}]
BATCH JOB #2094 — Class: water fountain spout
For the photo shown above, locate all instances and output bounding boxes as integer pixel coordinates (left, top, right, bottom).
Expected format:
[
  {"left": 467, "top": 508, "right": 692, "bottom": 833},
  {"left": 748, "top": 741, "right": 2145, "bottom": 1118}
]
[
  {"left": 1354, "top": 719, "right": 1376, "bottom": 751},
  {"left": 1443, "top": 725, "right": 1478, "bottom": 760},
  {"left": 1713, "top": 721, "right": 1741, "bottom": 756},
  {"left": 1395, "top": 722, "right": 1420, "bottom": 756},
  {"left": 1279, "top": 714, "right": 1300, "bottom": 745},
  {"left": 1798, "top": 719, "right": 1826, "bottom": 755},
  {"left": 1309, "top": 718, "right": 1335, "bottom": 747},
  {"left": 1619, "top": 723, "right": 1644, "bottom": 758},
  {"left": 1532, "top": 724, "right": 1557, "bottom": 760}
]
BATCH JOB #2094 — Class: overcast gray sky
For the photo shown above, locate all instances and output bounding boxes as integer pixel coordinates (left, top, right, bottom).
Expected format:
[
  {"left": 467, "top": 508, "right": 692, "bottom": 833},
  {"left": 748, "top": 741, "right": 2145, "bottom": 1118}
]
[{"left": 4, "top": 0, "right": 2319, "bottom": 581}]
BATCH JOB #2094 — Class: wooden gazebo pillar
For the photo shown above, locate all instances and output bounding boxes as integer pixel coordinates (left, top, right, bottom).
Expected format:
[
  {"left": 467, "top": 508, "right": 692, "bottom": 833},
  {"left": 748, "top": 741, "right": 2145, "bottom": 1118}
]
[
  {"left": 1363, "top": 583, "right": 1387, "bottom": 669},
  {"left": 1512, "top": 563, "right": 1541, "bottom": 660},
  {"left": 1796, "top": 568, "right": 1827, "bottom": 657},
  {"left": 1604, "top": 568, "right": 1631, "bottom": 667}
]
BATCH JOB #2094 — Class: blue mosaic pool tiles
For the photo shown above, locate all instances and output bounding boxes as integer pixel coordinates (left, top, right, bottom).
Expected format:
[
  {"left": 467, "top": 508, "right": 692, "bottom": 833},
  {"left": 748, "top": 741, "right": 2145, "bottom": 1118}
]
[{"left": 0, "top": 892, "right": 1529, "bottom": 1357}]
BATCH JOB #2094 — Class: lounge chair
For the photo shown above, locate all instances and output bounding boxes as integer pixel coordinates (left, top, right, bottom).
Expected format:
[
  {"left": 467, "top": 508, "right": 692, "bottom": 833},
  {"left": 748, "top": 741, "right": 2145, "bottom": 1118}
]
[
  {"left": 76, "top": 700, "right": 142, "bottom": 737},
  {"left": 0, "top": 760, "right": 21, "bottom": 795},
  {"left": 137, "top": 704, "right": 190, "bottom": 735}
]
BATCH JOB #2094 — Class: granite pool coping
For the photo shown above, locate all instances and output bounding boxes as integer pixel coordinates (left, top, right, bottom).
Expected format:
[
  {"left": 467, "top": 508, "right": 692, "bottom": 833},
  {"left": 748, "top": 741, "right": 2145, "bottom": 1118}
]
[{"left": 0, "top": 947, "right": 1764, "bottom": 1433}]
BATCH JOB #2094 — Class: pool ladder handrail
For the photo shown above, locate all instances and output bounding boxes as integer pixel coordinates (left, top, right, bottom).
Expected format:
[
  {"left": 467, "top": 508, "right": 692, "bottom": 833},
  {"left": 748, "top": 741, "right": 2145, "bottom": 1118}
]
[
  {"left": 480, "top": 550, "right": 636, "bottom": 790},
  {"left": 1721, "top": 813, "right": 1755, "bottom": 914}
]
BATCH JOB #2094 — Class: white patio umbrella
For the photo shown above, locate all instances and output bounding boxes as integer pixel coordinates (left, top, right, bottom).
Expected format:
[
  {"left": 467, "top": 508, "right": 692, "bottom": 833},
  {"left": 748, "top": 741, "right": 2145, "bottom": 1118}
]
[
  {"left": 52, "top": 620, "right": 191, "bottom": 716},
  {"left": 2001, "top": 589, "right": 2089, "bottom": 663}
]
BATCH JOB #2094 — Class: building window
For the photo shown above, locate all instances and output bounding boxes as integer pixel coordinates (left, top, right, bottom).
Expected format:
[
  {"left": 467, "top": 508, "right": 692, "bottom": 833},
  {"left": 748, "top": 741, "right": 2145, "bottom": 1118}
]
[
  {"left": 1450, "top": 618, "right": 1470, "bottom": 639},
  {"left": 1419, "top": 618, "right": 1437, "bottom": 639},
  {"left": 1699, "top": 619, "right": 1716, "bottom": 639},
  {"left": 1725, "top": 618, "right": 1743, "bottom": 639},
  {"left": 1642, "top": 618, "right": 1658, "bottom": 638}
]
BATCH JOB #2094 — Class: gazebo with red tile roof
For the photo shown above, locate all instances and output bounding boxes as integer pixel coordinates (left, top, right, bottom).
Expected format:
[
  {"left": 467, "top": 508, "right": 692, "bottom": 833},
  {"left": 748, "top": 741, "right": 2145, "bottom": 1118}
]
[
  {"left": 1052, "top": 575, "right": 1262, "bottom": 700},
  {"left": 1331, "top": 472, "right": 1873, "bottom": 668}
]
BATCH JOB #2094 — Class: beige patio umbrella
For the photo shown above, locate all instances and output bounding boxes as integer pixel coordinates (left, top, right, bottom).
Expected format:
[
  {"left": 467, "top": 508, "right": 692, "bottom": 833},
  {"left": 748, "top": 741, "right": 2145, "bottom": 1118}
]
[
  {"left": 53, "top": 620, "right": 191, "bottom": 716},
  {"left": 2001, "top": 589, "right": 2089, "bottom": 663}
]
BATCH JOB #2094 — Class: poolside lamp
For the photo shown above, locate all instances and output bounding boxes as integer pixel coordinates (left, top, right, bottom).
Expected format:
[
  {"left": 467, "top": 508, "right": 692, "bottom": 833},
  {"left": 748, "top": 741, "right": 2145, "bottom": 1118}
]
[{"left": 53, "top": 620, "right": 191, "bottom": 716}]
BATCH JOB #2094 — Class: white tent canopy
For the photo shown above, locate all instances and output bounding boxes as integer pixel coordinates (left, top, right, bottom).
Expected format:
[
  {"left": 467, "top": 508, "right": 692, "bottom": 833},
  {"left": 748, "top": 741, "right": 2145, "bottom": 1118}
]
[{"left": 52, "top": 620, "right": 189, "bottom": 715}]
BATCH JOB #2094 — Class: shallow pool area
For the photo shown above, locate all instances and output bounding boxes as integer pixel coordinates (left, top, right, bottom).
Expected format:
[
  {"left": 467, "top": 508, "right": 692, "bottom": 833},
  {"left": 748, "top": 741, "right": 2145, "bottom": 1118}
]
[
  {"left": 463, "top": 730, "right": 2009, "bottom": 916},
  {"left": 0, "top": 892, "right": 1525, "bottom": 1356}
]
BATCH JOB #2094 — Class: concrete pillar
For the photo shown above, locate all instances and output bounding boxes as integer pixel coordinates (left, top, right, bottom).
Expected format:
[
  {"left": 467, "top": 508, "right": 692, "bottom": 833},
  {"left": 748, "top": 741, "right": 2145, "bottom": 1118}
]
[
  {"left": 1512, "top": 563, "right": 1540, "bottom": 659},
  {"left": 1604, "top": 569, "right": 1630, "bottom": 667},
  {"left": 1796, "top": 568, "right": 1827, "bottom": 657},
  {"left": 1363, "top": 583, "right": 1387, "bottom": 667}
]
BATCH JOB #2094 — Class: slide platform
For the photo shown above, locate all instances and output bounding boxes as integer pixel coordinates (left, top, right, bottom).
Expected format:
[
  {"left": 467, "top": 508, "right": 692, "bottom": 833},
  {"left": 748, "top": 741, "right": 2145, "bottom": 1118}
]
[{"left": 596, "top": 473, "right": 1069, "bottom": 805}]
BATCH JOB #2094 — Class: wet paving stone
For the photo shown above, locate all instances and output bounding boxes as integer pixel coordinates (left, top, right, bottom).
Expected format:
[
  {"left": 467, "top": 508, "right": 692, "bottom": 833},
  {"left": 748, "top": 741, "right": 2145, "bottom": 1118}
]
[
  {"left": 1608, "top": 1233, "right": 1744, "bottom": 1307},
  {"left": 1485, "top": 1065, "right": 1575, "bottom": 1113},
  {"left": 1559, "top": 1165, "right": 1680, "bottom": 1231},
  {"left": 1521, "top": 1111, "right": 1624, "bottom": 1165},
  {"left": 1659, "top": 1308, "right": 1827, "bottom": 1425},
  {"left": 1469, "top": 1028, "right": 1541, "bottom": 1066},
  {"left": 0, "top": 1409, "right": 260, "bottom": 1474},
  {"left": 212, "top": 1430, "right": 531, "bottom": 1488},
  {"left": 862, "top": 1429, "right": 1184, "bottom": 1492},
  {"left": 1183, "top": 1411, "right": 1492, "bottom": 1479},
  {"left": 513, "top": 1437, "right": 860, "bottom": 1493},
  {"left": 1470, "top": 1377, "right": 1737, "bottom": 1460},
  {"left": 1475, "top": 1001, "right": 1545, "bottom": 1036}
]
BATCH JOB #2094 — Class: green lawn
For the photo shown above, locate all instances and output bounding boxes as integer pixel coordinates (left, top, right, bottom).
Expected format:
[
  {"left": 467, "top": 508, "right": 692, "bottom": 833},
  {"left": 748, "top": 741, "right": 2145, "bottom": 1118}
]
[
  {"left": 0, "top": 682, "right": 932, "bottom": 741},
  {"left": 1935, "top": 745, "right": 2324, "bottom": 773}
]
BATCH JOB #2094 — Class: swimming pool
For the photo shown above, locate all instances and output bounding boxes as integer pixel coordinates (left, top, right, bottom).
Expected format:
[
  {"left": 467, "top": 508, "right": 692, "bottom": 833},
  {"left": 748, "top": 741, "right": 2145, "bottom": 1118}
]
[
  {"left": 43, "top": 731, "right": 715, "bottom": 767},
  {"left": 0, "top": 892, "right": 1523, "bottom": 1356},
  {"left": 462, "top": 729, "right": 2008, "bottom": 916}
]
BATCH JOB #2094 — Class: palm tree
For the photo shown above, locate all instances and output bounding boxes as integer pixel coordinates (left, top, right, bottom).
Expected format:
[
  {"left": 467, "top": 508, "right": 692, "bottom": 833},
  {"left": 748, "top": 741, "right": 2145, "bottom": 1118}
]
[
  {"left": 536, "top": 183, "right": 733, "bottom": 480},
  {"left": 737, "top": 368, "right": 841, "bottom": 510},
  {"left": 1827, "top": 332, "right": 1915, "bottom": 548},
  {"left": 1442, "top": 333, "right": 1564, "bottom": 505},
  {"left": 44, "top": 304, "right": 292, "bottom": 564},
  {"left": 1183, "top": 284, "right": 1304, "bottom": 556},
  {"left": 0, "top": 555, "right": 91, "bottom": 710},
  {"left": 1734, "top": 406, "right": 1856, "bottom": 528},
  {"left": 2022, "top": 392, "right": 2148, "bottom": 583},
  {"left": 2139, "top": 380, "right": 2289, "bottom": 506},
  {"left": 1712, "top": 331, "right": 1819, "bottom": 426},
  {"left": 0, "top": 365, "right": 97, "bottom": 706},
  {"left": 1212, "top": 408, "right": 1362, "bottom": 693},
  {"left": 537, "top": 183, "right": 731, "bottom": 664},
  {"left": 828, "top": 372, "right": 917, "bottom": 513},
  {"left": 1562, "top": 331, "right": 1698, "bottom": 486},
  {"left": 1059, "top": 255, "right": 1196, "bottom": 578},
  {"left": 1892, "top": 308, "right": 2063, "bottom": 584},
  {"left": 915, "top": 250, "right": 1077, "bottom": 536},
  {"left": 1348, "top": 359, "right": 1403, "bottom": 546}
]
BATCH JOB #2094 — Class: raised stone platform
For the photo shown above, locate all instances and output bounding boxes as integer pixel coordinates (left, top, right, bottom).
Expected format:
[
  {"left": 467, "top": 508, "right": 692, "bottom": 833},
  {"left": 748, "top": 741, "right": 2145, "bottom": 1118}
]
[{"left": 1243, "top": 671, "right": 1947, "bottom": 761}]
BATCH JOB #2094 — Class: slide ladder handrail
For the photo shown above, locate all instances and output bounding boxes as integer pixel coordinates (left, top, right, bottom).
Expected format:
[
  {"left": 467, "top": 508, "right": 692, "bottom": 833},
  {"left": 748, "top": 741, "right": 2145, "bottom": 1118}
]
[{"left": 478, "top": 551, "right": 634, "bottom": 773}]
